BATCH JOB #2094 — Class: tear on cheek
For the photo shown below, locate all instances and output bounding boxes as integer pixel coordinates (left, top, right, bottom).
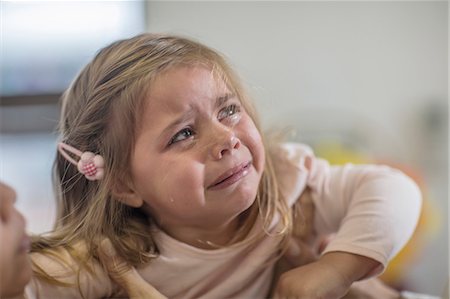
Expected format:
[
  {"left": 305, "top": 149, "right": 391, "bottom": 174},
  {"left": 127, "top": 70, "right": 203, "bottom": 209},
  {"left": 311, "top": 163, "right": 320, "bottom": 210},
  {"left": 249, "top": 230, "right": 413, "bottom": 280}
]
[
  {"left": 247, "top": 129, "right": 263, "bottom": 148},
  {"left": 229, "top": 114, "right": 241, "bottom": 127}
]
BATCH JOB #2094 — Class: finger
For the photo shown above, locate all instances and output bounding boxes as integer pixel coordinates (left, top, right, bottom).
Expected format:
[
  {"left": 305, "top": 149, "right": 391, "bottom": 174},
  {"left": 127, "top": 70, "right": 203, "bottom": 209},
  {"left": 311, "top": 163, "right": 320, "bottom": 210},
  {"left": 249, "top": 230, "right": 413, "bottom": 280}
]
[
  {"left": 298, "top": 190, "right": 314, "bottom": 235},
  {"left": 272, "top": 288, "right": 290, "bottom": 299},
  {"left": 284, "top": 238, "right": 317, "bottom": 267},
  {"left": 317, "top": 234, "right": 334, "bottom": 254},
  {"left": 294, "top": 190, "right": 316, "bottom": 244},
  {"left": 272, "top": 290, "right": 280, "bottom": 299}
]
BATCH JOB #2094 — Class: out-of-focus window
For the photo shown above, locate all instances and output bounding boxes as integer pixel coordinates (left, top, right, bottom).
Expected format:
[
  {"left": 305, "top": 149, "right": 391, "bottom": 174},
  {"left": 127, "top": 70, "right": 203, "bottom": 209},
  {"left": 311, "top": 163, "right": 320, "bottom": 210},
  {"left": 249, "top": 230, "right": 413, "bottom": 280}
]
[{"left": 1, "top": 1, "right": 146, "bottom": 97}]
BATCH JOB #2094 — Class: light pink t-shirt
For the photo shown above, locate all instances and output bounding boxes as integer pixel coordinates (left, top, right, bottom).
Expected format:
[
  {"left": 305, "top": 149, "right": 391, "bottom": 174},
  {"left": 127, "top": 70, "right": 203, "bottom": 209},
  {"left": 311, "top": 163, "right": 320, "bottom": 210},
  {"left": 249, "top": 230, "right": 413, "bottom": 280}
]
[{"left": 25, "top": 143, "right": 422, "bottom": 298}]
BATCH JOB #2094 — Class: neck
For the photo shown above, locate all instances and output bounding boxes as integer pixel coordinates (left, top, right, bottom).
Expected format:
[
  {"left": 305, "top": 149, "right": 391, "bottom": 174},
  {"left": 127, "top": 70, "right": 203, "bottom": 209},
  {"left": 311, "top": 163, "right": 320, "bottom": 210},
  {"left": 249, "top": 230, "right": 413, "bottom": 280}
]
[{"left": 162, "top": 217, "right": 240, "bottom": 249}]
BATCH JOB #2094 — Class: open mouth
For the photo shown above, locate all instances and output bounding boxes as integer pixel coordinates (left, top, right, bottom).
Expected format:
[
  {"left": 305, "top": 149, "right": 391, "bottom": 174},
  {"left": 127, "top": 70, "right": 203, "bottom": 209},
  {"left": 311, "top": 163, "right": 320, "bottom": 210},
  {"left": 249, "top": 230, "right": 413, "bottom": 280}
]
[{"left": 208, "top": 161, "right": 252, "bottom": 190}]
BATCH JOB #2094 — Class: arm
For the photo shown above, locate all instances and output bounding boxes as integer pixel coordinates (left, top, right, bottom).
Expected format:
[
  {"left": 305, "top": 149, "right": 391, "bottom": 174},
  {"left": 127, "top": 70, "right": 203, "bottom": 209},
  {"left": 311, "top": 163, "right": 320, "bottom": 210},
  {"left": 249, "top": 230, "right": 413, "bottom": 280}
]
[
  {"left": 275, "top": 251, "right": 377, "bottom": 299},
  {"left": 274, "top": 188, "right": 401, "bottom": 299},
  {"left": 283, "top": 143, "right": 422, "bottom": 274},
  {"left": 311, "top": 162, "right": 422, "bottom": 276},
  {"left": 274, "top": 143, "right": 422, "bottom": 298}
]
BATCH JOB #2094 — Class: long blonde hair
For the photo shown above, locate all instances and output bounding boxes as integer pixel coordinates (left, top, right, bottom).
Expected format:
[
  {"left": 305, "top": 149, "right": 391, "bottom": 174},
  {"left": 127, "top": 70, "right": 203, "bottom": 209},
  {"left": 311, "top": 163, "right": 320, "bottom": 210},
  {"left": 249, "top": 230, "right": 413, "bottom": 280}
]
[{"left": 31, "top": 33, "right": 294, "bottom": 282}]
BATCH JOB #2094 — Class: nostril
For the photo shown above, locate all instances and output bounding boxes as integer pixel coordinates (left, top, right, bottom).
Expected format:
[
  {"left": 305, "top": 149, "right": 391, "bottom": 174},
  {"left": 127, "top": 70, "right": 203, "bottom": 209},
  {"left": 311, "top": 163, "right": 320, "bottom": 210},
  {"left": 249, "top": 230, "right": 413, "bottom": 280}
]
[
  {"left": 232, "top": 137, "right": 241, "bottom": 149},
  {"left": 210, "top": 125, "right": 241, "bottom": 160}
]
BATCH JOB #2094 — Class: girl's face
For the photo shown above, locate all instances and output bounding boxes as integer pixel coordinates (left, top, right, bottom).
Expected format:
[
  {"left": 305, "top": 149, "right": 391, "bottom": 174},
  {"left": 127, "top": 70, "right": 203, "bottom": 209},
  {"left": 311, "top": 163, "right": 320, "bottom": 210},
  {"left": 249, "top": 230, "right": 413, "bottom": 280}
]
[
  {"left": 0, "top": 182, "right": 31, "bottom": 297},
  {"left": 128, "top": 66, "right": 265, "bottom": 244}
]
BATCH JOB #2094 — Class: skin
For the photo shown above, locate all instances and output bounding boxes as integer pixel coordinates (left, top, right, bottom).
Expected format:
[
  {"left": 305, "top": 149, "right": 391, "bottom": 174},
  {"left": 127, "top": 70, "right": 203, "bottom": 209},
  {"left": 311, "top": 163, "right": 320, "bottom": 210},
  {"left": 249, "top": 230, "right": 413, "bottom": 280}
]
[
  {"left": 114, "top": 65, "right": 383, "bottom": 297},
  {"left": 0, "top": 182, "right": 31, "bottom": 298},
  {"left": 119, "top": 66, "right": 265, "bottom": 248},
  {"left": 99, "top": 190, "right": 399, "bottom": 299}
]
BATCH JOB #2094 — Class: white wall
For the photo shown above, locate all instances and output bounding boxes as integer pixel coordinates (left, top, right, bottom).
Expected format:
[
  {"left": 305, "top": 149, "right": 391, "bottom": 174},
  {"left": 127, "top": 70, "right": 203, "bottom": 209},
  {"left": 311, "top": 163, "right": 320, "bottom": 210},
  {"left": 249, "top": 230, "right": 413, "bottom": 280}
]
[
  {"left": 146, "top": 1, "right": 448, "bottom": 295},
  {"left": 147, "top": 1, "right": 447, "bottom": 162}
]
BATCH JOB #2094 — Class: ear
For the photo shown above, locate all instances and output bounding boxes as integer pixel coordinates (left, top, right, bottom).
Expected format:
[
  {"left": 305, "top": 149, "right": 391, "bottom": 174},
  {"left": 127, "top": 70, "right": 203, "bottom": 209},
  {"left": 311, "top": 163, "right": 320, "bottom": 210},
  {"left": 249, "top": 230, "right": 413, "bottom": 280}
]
[{"left": 111, "top": 183, "right": 144, "bottom": 208}]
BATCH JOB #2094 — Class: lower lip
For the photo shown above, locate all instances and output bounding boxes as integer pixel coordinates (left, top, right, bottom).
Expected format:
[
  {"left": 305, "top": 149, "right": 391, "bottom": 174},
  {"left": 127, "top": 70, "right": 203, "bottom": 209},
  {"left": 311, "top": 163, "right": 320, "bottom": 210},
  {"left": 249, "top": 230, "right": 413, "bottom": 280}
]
[{"left": 209, "top": 163, "right": 252, "bottom": 191}]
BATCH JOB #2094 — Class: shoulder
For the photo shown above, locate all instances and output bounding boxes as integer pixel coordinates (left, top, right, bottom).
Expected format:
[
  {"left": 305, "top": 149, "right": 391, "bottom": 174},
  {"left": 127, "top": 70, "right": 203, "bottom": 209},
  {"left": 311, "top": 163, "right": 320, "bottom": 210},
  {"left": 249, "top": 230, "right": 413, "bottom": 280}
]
[
  {"left": 270, "top": 142, "right": 314, "bottom": 172},
  {"left": 28, "top": 242, "right": 117, "bottom": 298},
  {"left": 270, "top": 142, "right": 316, "bottom": 206},
  {"left": 31, "top": 242, "right": 92, "bottom": 276},
  {"left": 272, "top": 142, "right": 314, "bottom": 161}
]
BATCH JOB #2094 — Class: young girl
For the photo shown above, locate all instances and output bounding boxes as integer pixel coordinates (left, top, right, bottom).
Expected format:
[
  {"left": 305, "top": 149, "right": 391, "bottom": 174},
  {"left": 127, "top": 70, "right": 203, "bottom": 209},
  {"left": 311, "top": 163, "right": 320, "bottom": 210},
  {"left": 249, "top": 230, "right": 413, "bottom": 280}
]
[{"left": 24, "top": 33, "right": 421, "bottom": 298}]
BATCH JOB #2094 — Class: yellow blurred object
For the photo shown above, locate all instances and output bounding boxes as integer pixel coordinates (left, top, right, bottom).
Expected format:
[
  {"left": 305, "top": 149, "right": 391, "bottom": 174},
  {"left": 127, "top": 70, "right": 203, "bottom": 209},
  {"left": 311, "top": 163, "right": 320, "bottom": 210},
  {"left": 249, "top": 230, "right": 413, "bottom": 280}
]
[
  {"left": 314, "top": 142, "right": 372, "bottom": 165},
  {"left": 376, "top": 163, "right": 440, "bottom": 286},
  {"left": 314, "top": 141, "right": 441, "bottom": 287}
]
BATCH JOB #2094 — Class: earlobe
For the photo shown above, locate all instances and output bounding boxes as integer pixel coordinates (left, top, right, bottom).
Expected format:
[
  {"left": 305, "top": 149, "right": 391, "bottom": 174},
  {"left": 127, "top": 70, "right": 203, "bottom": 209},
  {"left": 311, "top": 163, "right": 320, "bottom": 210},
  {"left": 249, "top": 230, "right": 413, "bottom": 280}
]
[{"left": 111, "top": 185, "right": 144, "bottom": 208}]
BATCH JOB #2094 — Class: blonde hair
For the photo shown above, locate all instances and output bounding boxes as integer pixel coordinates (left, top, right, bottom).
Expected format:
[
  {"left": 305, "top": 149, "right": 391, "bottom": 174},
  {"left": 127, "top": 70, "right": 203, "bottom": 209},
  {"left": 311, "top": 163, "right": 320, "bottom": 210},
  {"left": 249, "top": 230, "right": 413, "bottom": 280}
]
[{"left": 31, "top": 33, "right": 295, "bottom": 285}]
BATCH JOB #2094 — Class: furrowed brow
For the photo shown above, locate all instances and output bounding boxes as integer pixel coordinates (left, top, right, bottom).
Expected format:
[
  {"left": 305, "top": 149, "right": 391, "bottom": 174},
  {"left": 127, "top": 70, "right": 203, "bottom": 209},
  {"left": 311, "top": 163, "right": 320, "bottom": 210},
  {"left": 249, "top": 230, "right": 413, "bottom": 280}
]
[
  {"left": 160, "top": 107, "right": 195, "bottom": 137},
  {"left": 216, "top": 93, "right": 236, "bottom": 107}
]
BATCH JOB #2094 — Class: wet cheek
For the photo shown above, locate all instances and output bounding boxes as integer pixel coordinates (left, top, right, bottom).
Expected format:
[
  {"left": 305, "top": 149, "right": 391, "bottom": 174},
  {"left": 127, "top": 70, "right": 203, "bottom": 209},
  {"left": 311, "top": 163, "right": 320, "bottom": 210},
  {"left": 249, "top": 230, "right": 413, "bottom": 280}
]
[
  {"left": 150, "top": 161, "right": 205, "bottom": 206},
  {"left": 240, "top": 121, "right": 265, "bottom": 172},
  {"left": 166, "top": 165, "right": 204, "bottom": 200}
]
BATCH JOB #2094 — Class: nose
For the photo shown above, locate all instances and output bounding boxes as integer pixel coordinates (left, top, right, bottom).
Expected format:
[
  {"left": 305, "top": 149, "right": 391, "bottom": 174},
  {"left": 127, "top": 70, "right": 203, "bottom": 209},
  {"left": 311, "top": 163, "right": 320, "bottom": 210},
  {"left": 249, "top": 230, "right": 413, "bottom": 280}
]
[
  {"left": 0, "top": 182, "right": 18, "bottom": 222},
  {"left": 16, "top": 207, "right": 27, "bottom": 229},
  {"left": 210, "top": 126, "right": 241, "bottom": 160}
]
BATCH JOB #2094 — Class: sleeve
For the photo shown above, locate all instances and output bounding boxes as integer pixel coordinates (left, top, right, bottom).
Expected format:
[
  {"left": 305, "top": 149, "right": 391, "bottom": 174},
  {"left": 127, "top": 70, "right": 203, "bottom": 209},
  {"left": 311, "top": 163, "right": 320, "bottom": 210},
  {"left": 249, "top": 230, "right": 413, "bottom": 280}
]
[
  {"left": 281, "top": 143, "right": 422, "bottom": 274},
  {"left": 24, "top": 246, "right": 120, "bottom": 299}
]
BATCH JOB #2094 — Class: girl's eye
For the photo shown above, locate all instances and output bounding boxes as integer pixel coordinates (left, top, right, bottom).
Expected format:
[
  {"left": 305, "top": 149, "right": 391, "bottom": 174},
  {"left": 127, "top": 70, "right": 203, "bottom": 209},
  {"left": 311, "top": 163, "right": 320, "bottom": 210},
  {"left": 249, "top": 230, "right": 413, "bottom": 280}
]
[
  {"left": 169, "top": 128, "right": 195, "bottom": 145},
  {"left": 218, "top": 104, "right": 241, "bottom": 121}
]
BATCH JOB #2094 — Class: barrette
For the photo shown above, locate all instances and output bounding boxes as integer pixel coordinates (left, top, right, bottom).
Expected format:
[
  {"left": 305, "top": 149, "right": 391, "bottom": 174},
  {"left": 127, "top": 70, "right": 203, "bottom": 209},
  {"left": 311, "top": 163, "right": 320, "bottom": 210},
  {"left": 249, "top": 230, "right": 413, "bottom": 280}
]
[{"left": 58, "top": 142, "right": 105, "bottom": 181}]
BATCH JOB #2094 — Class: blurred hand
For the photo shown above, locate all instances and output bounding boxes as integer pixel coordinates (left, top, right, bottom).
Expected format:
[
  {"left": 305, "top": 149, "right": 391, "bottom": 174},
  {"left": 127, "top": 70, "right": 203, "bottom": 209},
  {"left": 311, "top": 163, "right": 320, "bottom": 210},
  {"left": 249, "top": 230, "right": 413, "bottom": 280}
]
[
  {"left": 98, "top": 238, "right": 167, "bottom": 299},
  {"left": 273, "top": 190, "right": 349, "bottom": 298}
]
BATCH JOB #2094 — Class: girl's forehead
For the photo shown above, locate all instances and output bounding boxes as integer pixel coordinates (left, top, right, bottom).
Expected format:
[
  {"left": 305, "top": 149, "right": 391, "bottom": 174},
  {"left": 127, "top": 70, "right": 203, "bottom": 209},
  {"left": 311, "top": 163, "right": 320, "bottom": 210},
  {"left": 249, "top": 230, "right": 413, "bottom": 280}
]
[
  {"left": 147, "top": 66, "right": 232, "bottom": 108},
  {"left": 135, "top": 66, "right": 237, "bottom": 136},
  {"left": 156, "top": 65, "right": 228, "bottom": 87}
]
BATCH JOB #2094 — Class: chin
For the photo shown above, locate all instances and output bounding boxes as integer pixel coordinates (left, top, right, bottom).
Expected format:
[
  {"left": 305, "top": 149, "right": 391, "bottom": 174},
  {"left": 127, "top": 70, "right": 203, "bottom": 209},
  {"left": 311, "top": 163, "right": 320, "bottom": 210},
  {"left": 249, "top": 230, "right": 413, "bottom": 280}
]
[
  {"left": 236, "top": 174, "right": 260, "bottom": 211},
  {"left": 14, "top": 259, "right": 32, "bottom": 296}
]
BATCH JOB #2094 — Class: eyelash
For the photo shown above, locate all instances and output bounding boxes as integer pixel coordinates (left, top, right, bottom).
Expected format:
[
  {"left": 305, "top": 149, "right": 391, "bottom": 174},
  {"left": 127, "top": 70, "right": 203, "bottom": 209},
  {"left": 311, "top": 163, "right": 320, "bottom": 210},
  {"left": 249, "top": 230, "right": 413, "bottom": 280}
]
[
  {"left": 218, "top": 104, "right": 241, "bottom": 121},
  {"left": 168, "top": 127, "right": 195, "bottom": 145},
  {"left": 168, "top": 104, "right": 242, "bottom": 146}
]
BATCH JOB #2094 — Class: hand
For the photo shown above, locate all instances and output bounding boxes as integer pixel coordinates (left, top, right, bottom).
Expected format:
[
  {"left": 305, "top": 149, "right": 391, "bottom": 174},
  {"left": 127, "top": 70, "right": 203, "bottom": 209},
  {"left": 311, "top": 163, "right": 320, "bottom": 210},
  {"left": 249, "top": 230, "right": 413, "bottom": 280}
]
[
  {"left": 277, "top": 189, "right": 324, "bottom": 272},
  {"left": 97, "top": 238, "right": 167, "bottom": 299}
]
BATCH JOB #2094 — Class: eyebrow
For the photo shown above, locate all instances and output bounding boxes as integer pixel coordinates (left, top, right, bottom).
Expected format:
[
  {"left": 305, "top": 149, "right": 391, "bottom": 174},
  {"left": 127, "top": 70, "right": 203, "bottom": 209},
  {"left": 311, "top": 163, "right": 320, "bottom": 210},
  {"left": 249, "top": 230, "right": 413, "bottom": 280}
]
[
  {"left": 160, "top": 93, "right": 237, "bottom": 139},
  {"left": 160, "top": 108, "right": 196, "bottom": 139},
  {"left": 216, "top": 92, "right": 235, "bottom": 107}
]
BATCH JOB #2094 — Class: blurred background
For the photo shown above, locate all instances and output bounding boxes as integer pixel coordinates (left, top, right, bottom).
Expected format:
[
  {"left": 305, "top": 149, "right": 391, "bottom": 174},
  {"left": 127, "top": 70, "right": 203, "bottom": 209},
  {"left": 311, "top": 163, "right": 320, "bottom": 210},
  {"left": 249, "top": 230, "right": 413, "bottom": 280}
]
[{"left": 0, "top": 1, "right": 448, "bottom": 296}]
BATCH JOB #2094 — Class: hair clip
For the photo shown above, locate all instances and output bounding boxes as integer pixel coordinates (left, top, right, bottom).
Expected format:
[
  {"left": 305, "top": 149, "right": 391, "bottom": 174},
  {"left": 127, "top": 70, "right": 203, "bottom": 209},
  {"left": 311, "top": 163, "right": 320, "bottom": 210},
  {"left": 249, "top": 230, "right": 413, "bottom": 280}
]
[{"left": 58, "top": 142, "right": 105, "bottom": 181}]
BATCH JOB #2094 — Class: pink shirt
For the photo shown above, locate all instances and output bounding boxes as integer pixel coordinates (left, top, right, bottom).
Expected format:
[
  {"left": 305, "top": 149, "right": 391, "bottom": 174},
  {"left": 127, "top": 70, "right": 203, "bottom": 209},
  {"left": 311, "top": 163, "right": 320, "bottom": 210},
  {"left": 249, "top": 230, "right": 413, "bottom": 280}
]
[{"left": 25, "top": 143, "right": 422, "bottom": 298}]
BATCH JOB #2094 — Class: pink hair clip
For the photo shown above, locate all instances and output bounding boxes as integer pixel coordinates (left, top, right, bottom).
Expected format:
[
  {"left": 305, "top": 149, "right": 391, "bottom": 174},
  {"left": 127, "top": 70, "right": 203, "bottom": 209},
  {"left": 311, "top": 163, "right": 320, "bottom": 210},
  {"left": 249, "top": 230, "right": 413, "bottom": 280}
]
[{"left": 58, "top": 142, "right": 105, "bottom": 181}]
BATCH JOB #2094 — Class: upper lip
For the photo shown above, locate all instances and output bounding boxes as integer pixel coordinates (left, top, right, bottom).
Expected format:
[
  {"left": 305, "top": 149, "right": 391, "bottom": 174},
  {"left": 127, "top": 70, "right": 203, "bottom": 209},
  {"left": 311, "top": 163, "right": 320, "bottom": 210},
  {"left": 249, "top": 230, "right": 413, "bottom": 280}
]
[{"left": 208, "top": 161, "right": 251, "bottom": 189}]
